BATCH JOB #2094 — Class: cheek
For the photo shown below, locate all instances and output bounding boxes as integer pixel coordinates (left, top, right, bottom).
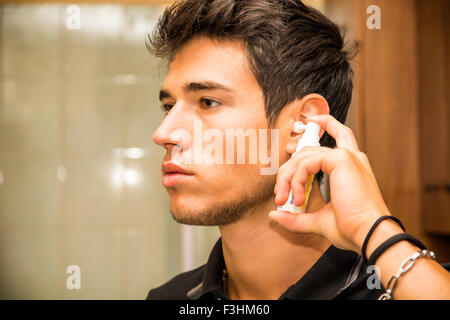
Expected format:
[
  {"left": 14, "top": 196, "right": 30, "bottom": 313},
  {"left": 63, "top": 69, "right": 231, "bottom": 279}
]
[{"left": 202, "top": 163, "right": 263, "bottom": 196}]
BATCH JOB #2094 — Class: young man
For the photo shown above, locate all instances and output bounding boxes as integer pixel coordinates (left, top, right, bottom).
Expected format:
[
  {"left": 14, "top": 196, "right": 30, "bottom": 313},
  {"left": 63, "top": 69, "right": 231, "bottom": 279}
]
[{"left": 147, "top": 0, "right": 450, "bottom": 300}]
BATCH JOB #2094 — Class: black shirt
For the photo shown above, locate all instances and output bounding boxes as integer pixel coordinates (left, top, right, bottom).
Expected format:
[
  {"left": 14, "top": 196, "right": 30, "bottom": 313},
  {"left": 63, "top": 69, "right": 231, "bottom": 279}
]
[{"left": 147, "top": 238, "right": 385, "bottom": 300}]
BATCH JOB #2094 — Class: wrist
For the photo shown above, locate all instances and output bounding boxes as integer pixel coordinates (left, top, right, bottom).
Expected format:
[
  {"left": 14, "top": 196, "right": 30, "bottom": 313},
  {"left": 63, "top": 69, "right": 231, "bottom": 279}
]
[
  {"left": 364, "top": 220, "right": 405, "bottom": 260},
  {"left": 351, "top": 212, "right": 397, "bottom": 255}
]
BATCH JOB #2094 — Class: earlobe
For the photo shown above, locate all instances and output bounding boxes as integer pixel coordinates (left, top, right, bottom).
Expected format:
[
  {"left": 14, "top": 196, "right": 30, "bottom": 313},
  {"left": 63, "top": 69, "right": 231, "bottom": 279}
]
[{"left": 285, "top": 134, "right": 302, "bottom": 155}]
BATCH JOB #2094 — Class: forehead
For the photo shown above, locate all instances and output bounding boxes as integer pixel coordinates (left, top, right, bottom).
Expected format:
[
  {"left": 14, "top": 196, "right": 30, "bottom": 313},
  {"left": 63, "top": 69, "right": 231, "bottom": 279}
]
[{"left": 162, "top": 36, "right": 260, "bottom": 93}]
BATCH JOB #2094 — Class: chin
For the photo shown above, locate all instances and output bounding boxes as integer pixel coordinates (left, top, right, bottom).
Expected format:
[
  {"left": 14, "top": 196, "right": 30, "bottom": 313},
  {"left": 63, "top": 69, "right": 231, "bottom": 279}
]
[{"left": 168, "top": 193, "right": 206, "bottom": 219}]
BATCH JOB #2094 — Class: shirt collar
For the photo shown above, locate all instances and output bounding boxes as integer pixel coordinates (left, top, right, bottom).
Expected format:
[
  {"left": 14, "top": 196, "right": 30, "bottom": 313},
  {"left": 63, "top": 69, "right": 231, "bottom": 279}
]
[
  {"left": 187, "top": 239, "right": 226, "bottom": 300},
  {"left": 280, "top": 245, "right": 362, "bottom": 299},
  {"left": 187, "top": 238, "right": 362, "bottom": 300}
]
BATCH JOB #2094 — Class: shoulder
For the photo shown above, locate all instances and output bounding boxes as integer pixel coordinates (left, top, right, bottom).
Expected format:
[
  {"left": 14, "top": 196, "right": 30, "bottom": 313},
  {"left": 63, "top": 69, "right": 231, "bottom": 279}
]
[{"left": 146, "top": 264, "right": 206, "bottom": 300}]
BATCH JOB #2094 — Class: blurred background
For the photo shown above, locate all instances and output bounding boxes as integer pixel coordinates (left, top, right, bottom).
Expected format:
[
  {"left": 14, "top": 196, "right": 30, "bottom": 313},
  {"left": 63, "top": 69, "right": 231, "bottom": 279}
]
[{"left": 0, "top": 0, "right": 448, "bottom": 299}]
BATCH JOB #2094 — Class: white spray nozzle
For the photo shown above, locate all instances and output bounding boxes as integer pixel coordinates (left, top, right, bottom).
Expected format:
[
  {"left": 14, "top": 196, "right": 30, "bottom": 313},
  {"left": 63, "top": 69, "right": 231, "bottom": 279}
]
[
  {"left": 294, "top": 121, "right": 321, "bottom": 154},
  {"left": 294, "top": 121, "right": 307, "bottom": 133}
]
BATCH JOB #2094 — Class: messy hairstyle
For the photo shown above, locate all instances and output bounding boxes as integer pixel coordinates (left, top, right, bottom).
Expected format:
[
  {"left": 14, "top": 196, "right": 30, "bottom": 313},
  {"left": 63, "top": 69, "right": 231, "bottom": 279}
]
[{"left": 147, "top": 0, "right": 357, "bottom": 180}]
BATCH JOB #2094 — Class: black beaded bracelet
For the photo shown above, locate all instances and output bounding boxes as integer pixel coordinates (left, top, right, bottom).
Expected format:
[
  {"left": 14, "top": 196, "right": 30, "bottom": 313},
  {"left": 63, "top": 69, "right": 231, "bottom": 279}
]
[
  {"left": 361, "top": 215, "right": 406, "bottom": 262},
  {"left": 367, "top": 233, "right": 427, "bottom": 267}
]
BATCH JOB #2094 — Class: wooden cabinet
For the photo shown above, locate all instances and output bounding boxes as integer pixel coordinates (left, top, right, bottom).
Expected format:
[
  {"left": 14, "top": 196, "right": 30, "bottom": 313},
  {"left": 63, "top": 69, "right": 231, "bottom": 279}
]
[
  {"left": 326, "top": 0, "right": 450, "bottom": 260},
  {"left": 417, "top": 0, "right": 450, "bottom": 236}
]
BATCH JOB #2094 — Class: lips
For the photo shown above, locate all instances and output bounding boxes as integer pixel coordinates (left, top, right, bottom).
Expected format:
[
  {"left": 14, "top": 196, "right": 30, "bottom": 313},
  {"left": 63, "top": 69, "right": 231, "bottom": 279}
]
[
  {"left": 162, "top": 162, "right": 193, "bottom": 175},
  {"left": 161, "top": 162, "right": 194, "bottom": 187}
]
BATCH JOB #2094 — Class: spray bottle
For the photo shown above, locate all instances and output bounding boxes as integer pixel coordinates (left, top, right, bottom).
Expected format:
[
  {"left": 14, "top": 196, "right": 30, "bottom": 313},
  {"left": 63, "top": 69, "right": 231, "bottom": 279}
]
[{"left": 277, "top": 121, "right": 321, "bottom": 214}]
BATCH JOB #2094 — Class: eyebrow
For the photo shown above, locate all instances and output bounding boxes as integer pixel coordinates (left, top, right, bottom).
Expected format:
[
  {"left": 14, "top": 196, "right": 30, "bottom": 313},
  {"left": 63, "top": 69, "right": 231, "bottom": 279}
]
[{"left": 159, "top": 81, "right": 234, "bottom": 102}]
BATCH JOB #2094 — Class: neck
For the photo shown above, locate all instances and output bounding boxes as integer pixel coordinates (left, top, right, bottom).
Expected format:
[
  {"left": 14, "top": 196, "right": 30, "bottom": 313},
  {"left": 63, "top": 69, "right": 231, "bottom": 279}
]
[{"left": 219, "top": 179, "right": 330, "bottom": 300}]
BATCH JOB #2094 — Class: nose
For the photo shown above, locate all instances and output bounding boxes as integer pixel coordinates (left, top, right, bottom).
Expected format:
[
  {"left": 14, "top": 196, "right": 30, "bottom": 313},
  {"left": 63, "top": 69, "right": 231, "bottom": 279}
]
[{"left": 152, "top": 102, "right": 192, "bottom": 154}]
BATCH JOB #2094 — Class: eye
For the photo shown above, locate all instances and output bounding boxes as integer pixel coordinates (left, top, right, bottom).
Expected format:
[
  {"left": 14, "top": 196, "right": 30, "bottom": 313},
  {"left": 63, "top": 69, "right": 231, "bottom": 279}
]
[
  {"left": 160, "top": 103, "right": 173, "bottom": 115},
  {"left": 200, "top": 98, "right": 221, "bottom": 110}
]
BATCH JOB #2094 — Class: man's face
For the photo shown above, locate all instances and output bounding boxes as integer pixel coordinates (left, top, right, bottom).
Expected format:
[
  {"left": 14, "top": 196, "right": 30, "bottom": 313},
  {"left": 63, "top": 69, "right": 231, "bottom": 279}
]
[{"left": 153, "top": 36, "right": 277, "bottom": 226}]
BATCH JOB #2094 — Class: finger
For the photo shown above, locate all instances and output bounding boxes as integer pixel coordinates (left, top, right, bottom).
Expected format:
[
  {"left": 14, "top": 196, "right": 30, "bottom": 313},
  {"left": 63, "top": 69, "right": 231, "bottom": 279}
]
[
  {"left": 292, "top": 121, "right": 372, "bottom": 187},
  {"left": 291, "top": 146, "right": 331, "bottom": 160},
  {"left": 274, "top": 161, "right": 297, "bottom": 205},
  {"left": 301, "top": 145, "right": 377, "bottom": 189},
  {"left": 290, "top": 153, "right": 326, "bottom": 206},
  {"left": 274, "top": 159, "right": 292, "bottom": 192},
  {"left": 290, "top": 146, "right": 334, "bottom": 168},
  {"left": 269, "top": 210, "right": 320, "bottom": 234},
  {"left": 275, "top": 147, "right": 326, "bottom": 204},
  {"left": 275, "top": 146, "right": 330, "bottom": 202},
  {"left": 305, "top": 114, "right": 360, "bottom": 152}
]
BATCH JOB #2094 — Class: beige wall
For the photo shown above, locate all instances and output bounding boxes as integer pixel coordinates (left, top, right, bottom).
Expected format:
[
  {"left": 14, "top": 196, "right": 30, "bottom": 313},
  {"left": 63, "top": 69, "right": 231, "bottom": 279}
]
[{"left": 0, "top": 3, "right": 220, "bottom": 299}]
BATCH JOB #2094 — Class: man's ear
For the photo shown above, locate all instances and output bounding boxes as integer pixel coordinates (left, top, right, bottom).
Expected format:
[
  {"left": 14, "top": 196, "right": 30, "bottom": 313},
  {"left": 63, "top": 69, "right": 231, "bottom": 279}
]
[
  {"left": 285, "top": 94, "right": 330, "bottom": 155},
  {"left": 300, "top": 93, "right": 330, "bottom": 119}
]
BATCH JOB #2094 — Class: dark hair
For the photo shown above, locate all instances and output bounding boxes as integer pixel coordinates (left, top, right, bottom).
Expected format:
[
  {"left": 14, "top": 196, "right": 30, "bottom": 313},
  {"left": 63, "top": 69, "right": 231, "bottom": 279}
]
[{"left": 147, "top": 0, "right": 357, "bottom": 180}]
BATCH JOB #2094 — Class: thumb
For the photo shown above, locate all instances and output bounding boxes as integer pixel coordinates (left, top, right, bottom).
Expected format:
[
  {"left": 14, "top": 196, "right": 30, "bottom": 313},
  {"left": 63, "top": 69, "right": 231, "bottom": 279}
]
[{"left": 269, "top": 210, "right": 320, "bottom": 234}]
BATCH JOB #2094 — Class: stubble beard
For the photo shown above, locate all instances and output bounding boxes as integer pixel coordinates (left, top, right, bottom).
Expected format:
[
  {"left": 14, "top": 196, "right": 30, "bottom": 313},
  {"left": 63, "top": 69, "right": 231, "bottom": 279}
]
[{"left": 169, "top": 177, "right": 276, "bottom": 226}]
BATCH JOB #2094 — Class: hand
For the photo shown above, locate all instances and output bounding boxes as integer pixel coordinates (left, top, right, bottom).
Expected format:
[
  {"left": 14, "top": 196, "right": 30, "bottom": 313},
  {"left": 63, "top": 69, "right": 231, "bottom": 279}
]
[{"left": 269, "top": 114, "right": 393, "bottom": 254}]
